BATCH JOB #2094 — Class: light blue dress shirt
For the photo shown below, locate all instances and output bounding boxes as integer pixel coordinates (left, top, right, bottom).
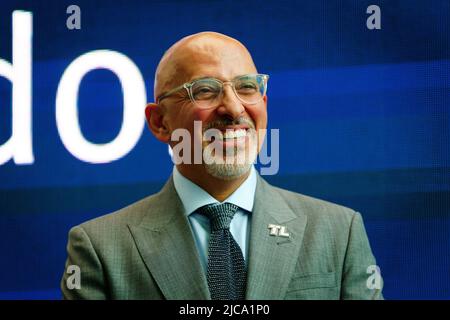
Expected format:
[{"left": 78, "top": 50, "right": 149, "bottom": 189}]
[{"left": 172, "top": 166, "right": 257, "bottom": 273}]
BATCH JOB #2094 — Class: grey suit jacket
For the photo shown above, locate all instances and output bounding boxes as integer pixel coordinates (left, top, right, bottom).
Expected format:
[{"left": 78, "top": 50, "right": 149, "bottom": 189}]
[{"left": 61, "top": 174, "right": 383, "bottom": 299}]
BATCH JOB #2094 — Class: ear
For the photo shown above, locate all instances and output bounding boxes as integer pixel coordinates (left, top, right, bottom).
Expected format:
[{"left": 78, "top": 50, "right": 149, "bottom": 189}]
[{"left": 145, "top": 103, "right": 171, "bottom": 143}]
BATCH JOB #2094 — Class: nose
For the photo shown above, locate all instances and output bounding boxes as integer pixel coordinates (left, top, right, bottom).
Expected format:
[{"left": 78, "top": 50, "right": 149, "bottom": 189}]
[{"left": 215, "top": 83, "right": 245, "bottom": 119}]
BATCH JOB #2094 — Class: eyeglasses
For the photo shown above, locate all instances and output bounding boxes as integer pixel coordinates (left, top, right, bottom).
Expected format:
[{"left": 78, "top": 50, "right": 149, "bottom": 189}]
[{"left": 156, "top": 73, "right": 269, "bottom": 109}]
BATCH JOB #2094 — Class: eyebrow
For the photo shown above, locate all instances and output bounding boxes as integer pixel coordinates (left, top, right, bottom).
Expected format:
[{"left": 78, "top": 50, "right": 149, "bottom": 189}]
[
  {"left": 188, "top": 74, "right": 249, "bottom": 82},
  {"left": 190, "top": 76, "right": 216, "bottom": 82}
]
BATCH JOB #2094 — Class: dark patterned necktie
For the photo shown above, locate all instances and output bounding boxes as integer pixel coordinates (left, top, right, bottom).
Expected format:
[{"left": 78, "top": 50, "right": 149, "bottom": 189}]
[{"left": 197, "top": 202, "right": 247, "bottom": 300}]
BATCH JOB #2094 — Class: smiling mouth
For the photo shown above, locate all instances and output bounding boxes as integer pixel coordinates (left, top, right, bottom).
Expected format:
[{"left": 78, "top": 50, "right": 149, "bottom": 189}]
[
  {"left": 221, "top": 128, "right": 247, "bottom": 140},
  {"left": 203, "top": 127, "right": 254, "bottom": 143}
]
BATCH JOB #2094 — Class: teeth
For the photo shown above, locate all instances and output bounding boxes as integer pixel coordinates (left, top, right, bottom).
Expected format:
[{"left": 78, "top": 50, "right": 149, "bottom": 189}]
[{"left": 223, "top": 129, "right": 247, "bottom": 139}]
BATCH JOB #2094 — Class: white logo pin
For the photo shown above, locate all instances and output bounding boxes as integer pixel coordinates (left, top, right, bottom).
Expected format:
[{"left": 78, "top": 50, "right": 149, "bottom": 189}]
[{"left": 268, "top": 224, "right": 290, "bottom": 238}]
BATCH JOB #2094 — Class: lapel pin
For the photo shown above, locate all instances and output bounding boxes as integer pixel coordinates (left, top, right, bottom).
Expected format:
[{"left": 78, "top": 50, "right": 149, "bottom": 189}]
[{"left": 268, "top": 224, "right": 290, "bottom": 238}]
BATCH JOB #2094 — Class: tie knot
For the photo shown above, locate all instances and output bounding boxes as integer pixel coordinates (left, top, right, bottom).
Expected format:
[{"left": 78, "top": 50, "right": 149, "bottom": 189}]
[{"left": 198, "top": 203, "right": 240, "bottom": 231}]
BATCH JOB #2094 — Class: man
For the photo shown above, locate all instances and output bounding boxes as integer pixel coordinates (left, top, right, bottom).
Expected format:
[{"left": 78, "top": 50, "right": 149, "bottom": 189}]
[{"left": 61, "top": 32, "right": 383, "bottom": 299}]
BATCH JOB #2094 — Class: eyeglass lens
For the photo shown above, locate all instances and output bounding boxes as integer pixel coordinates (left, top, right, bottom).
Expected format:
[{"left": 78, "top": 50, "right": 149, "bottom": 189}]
[{"left": 190, "top": 74, "right": 266, "bottom": 108}]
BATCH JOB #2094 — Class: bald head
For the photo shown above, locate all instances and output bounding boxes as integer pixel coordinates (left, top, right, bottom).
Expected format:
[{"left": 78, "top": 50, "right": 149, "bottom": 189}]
[{"left": 154, "top": 32, "right": 258, "bottom": 101}]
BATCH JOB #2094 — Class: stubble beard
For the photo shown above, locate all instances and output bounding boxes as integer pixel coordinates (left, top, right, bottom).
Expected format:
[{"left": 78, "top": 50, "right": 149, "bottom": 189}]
[{"left": 202, "top": 128, "right": 258, "bottom": 181}]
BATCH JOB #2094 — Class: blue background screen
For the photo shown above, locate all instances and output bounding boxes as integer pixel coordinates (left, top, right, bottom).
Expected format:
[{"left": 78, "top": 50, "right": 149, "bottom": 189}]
[{"left": 0, "top": 0, "right": 449, "bottom": 299}]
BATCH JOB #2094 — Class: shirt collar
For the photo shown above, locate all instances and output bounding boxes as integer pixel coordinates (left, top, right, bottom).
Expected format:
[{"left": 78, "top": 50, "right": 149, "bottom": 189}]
[{"left": 172, "top": 166, "right": 257, "bottom": 216}]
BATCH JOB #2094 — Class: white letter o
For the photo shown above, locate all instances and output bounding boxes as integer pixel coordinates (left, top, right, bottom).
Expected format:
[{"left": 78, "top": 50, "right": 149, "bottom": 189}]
[{"left": 56, "top": 50, "right": 146, "bottom": 163}]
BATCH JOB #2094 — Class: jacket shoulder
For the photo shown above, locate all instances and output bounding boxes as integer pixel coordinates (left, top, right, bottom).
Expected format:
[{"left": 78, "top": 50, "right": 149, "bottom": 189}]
[
  {"left": 268, "top": 183, "right": 358, "bottom": 225},
  {"left": 74, "top": 191, "right": 160, "bottom": 240}
]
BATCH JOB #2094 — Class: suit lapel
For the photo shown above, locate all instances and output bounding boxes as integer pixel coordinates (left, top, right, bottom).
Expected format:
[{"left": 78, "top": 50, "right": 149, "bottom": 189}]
[
  {"left": 128, "top": 177, "right": 210, "bottom": 299},
  {"left": 246, "top": 175, "right": 307, "bottom": 299}
]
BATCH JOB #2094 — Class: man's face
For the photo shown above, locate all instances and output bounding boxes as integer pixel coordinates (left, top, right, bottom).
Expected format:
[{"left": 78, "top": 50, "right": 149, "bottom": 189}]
[{"left": 153, "top": 35, "right": 267, "bottom": 180}]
